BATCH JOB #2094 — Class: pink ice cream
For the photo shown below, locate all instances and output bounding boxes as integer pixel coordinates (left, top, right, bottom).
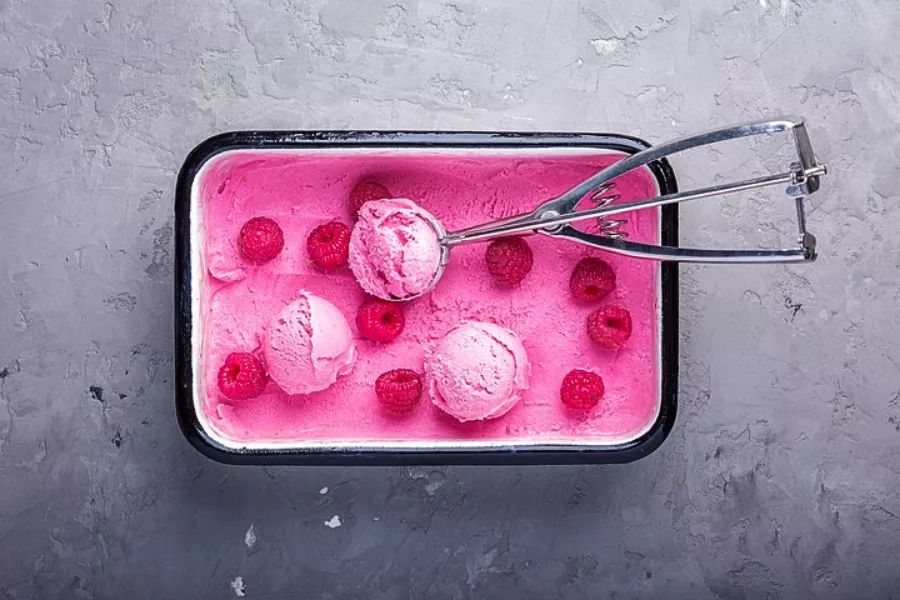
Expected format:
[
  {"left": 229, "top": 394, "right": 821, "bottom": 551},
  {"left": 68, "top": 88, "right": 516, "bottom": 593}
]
[
  {"left": 264, "top": 292, "right": 356, "bottom": 395},
  {"left": 426, "top": 321, "right": 530, "bottom": 422},
  {"left": 197, "top": 149, "right": 662, "bottom": 445},
  {"left": 349, "top": 198, "right": 443, "bottom": 300}
]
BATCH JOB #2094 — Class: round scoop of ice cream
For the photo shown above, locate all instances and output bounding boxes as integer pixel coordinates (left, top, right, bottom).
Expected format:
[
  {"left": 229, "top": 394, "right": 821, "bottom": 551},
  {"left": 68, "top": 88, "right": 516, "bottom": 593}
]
[
  {"left": 425, "top": 321, "right": 530, "bottom": 422},
  {"left": 264, "top": 292, "right": 356, "bottom": 395},
  {"left": 349, "top": 198, "right": 443, "bottom": 300}
]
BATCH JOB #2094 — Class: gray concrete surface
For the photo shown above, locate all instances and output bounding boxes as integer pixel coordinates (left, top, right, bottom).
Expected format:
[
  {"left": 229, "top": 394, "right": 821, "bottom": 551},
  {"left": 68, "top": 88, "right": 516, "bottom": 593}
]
[{"left": 1, "top": 0, "right": 898, "bottom": 598}]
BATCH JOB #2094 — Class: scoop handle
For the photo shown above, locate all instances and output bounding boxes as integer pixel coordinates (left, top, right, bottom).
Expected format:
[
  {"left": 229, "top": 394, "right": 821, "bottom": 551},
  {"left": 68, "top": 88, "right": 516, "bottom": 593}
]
[{"left": 447, "top": 116, "right": 825, "bottom": 264}]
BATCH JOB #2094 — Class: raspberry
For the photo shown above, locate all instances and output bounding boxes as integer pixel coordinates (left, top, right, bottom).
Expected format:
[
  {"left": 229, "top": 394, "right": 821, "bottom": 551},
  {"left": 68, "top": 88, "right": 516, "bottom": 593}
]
[
  {"left": 307, "top": 221, "right": 351, "bottom": 269},
  {"left": 586, "top": 306, "right": 632, "bottom": 350},
  {"left": 375, "top": 369, "right": 422, "bottom": 413},
  {"left": 217, "top": 352, "right": 268, "bottom": 401},
  {"left": 569, "top": 257, "right": 616, "bottom": 302},
  {"left": 350, "top": 181, "right": 391, "bottom": 216},
  {"left": 560, "top": 369, "right": 605, "bottom": 411},
  {"left": 484, "top": 237, "right": 534, "bottom": 287},
  {"left": 356, "top": 297, "right": 405, "bottom": 342},
  {"left": 238, "top": 217, "right": 284, "bottom": 263}
]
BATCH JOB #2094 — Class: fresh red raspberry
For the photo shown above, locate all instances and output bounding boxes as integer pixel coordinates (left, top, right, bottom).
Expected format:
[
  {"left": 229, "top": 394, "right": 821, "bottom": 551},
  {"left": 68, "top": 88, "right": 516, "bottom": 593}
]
[
  {"left": 217, "top": 352, "right": 268, "bottom": 400},
  {"left": 238, "top": 217, "right": 284, "bottom": 263},
  {"left": 375, "top": 369, "right": 422, "bottom": 413},
  {"left": 586, "top": 306, "right": 632, "bottom": 350},
  {"left": 356, "top": 298, "right": 405, "bottom": 342},
  {"left": 569, "top": 257, "right": 616, "bottom": 302},
  {"left": 307, "top": 221, "right": 351, "bottom": 269},
  {"left": 350, "top": 181, "right": 391, "bottom": 216},
  {"left": 484, "top": 237, "right": 534, "bottom": 287},
  {"left": 560, "top": 369, "right": 605, "bottom": 411}
]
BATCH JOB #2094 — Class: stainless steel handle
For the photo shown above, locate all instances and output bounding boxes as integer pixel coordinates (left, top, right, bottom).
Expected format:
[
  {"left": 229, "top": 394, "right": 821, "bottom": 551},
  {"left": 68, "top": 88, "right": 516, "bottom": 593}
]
[{"left": 446, "top": 116, "right": 827, "bottom": 264}]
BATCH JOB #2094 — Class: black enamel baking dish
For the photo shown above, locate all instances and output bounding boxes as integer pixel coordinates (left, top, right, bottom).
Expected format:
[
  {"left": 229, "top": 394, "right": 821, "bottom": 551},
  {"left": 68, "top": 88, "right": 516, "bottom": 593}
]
[{"left": 175, "top": 131, "right": 679, "bottom": 465}]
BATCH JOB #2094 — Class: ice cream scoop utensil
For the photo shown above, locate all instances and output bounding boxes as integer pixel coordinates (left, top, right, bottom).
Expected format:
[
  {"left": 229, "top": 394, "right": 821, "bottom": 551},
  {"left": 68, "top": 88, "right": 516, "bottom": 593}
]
[{"left": 401, "top": 116, "right": 827, "bottom": 300}]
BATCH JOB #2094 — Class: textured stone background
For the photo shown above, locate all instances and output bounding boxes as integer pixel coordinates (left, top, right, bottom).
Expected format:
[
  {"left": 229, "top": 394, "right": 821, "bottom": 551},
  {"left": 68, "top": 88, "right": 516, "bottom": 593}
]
[{"left": 1, "top": 0, "right": 899, "bottom": 598}]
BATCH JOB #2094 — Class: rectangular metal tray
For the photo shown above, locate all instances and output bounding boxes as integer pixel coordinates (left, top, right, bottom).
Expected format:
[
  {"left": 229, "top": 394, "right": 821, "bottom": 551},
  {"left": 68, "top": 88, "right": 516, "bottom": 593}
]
[{"left": 175, "top": 131, "right": 679, "bottom": 465}]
